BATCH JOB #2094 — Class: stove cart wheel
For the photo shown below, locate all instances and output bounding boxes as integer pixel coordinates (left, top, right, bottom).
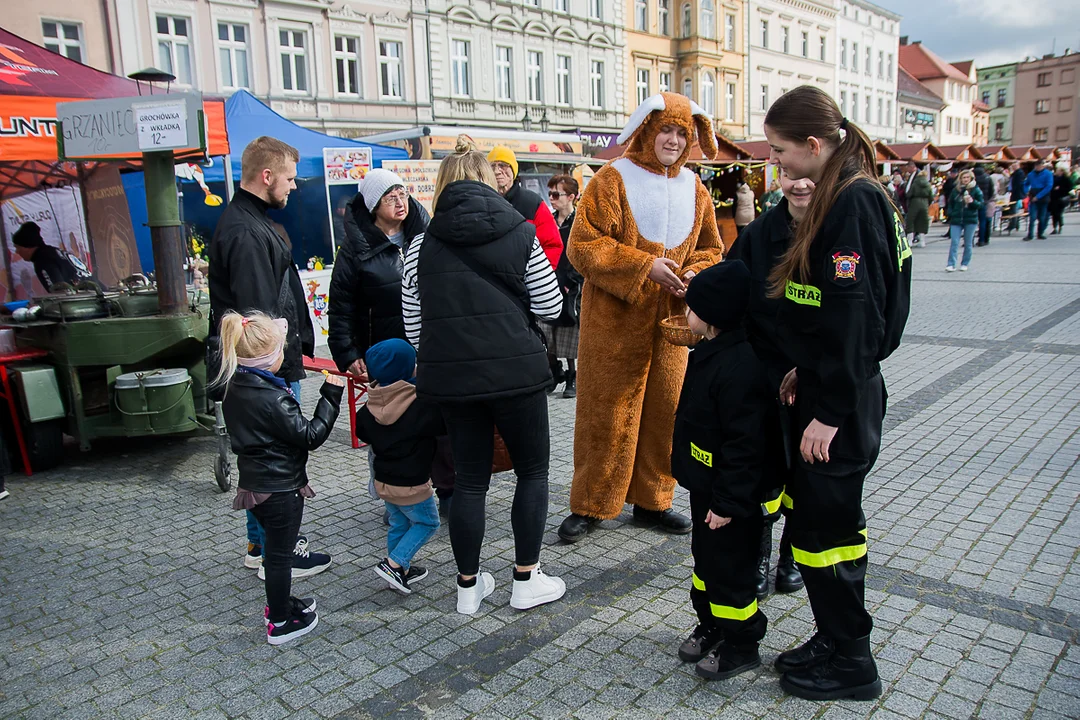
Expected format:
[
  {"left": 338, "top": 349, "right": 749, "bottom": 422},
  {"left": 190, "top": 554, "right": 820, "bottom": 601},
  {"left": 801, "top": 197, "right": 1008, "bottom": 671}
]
[{"left": 213, "top": 400, "right": 232, "bottom": 492}]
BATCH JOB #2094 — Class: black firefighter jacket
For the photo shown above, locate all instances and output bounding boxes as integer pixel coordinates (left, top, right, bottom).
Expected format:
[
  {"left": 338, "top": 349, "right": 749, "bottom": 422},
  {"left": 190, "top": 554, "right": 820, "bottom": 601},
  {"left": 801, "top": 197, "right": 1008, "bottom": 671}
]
[
  {"left": 672, "top": 330, "right": 771, "bottom": 519},
  {"left": 327, "top": 194, "right": 430, "bottom": 372},
  {"left": 223, "top": 372, "right": 343, "bottom": 494}
]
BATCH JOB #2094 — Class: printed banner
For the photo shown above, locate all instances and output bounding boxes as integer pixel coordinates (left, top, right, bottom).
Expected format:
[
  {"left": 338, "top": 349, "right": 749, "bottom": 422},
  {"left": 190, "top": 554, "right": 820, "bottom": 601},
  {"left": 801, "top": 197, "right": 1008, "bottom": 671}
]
[
  {"left": 82, "top": 165, "right": 141, "bottom": 288},
  {"left": 323, "top": 147, "right": 372, "bottom": 185},
  {"left": 1, "top": 185, "right": 91, "bottom": 300},
  {"left": 299, "top": 268, "right": 331, "bottom": 348},
  {"left": 380, "top": 160, "right": 441, "bottom": 214}
]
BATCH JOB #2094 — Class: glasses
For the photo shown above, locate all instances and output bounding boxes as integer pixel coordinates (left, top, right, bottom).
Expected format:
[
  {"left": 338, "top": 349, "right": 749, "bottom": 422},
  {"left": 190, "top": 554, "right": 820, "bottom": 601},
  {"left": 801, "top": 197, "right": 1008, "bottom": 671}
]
[
  {"left": 548, "top": 191, "right": 567, "bottom": 199},
  {"left": 380, "top": 191, "right": 409, "bottom": 207},
  {"left": 491, "top": 163, "right": 514, "bottom": 175}
]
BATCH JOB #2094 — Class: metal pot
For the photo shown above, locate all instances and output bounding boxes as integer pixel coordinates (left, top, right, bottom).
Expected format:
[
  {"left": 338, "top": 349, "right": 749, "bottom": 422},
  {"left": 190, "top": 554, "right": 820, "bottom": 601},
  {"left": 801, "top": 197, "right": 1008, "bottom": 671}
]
[
  {"left": 117, "top": 289, "right": 160, "bottom": 318},
  {"left": 38, "top": 291, "right": 115, "bottom": 321}
]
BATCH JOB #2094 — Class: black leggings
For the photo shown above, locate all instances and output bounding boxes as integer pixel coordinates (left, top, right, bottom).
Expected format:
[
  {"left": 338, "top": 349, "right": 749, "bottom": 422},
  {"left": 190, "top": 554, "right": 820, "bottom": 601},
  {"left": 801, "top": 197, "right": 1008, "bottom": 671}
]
[
  {"left": 250, "top": 490, "right": 304, "bottom": 623},
  {"left": 441, "top": 390, "right": 550, "bottom": 576}
]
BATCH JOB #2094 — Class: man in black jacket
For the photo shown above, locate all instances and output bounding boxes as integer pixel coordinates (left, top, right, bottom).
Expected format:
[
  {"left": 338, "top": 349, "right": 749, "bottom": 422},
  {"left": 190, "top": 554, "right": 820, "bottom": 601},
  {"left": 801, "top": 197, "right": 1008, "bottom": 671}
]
[
  {"left": 12, "top": 221, "right": 95, "bottom": 292},
  {"left": 209, "top": 136, "right": 325, "bottom": 577},
  {"left": 973, "top": 165, "right": 995, "bottom": 246},
  {"left": 1009, "top": 163, "right": 1027, "bottom": 232}
]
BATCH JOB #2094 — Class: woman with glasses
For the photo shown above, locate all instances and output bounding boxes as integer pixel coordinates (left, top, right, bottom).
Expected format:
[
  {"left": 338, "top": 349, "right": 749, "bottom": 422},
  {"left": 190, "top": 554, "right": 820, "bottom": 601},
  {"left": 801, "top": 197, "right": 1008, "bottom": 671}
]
[
  {"left": 487, "top": 146, "right": 563, "bottom": 270},
  {"left": 544, "top": 175, "right": 584, "bottom": 398}
]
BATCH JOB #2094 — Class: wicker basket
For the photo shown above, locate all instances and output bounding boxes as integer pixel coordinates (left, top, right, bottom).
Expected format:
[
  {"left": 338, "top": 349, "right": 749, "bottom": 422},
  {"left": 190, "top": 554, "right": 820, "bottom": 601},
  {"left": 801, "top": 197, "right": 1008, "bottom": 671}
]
[{"left": 660, "top": 314, "right": 700, "bottom": 347}]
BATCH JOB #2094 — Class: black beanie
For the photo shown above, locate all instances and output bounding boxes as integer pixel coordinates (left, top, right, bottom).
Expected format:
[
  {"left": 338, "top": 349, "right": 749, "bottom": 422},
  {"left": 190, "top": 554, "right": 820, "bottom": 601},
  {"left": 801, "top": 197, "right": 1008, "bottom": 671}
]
[
  {"left": 684, "top": 259, "right": 751, "bottom": 332},
  {"left": 12, "top": 222, "right": 45, "bottom": 249}
]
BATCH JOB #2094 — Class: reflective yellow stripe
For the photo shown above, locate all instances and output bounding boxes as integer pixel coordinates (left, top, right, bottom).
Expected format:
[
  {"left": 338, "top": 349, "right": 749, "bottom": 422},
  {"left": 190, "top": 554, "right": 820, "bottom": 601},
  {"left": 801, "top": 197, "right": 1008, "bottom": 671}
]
[
  {"left": 785, "top": 280, "right": 821, "bottom": 307},
  {"left": 692, "top": 572, "right": 706, "bottom": 591},
  {"left": 710, "top": 599, "right": 759, "bottom": 621},
  {"left": 894, "top": 211, "right": 912, "bottom": 270},
  {"left": 762, "top": 496, "right": 782, "bottom": 515},
  {"left": 690, "top": 442, "right": 713, "bottom": 467},
  {"left": 791, "top": 529, "right": 868, "bottom": 569},
  {"left": 781, "top": 492, "right": 793, "bottom": 510}
]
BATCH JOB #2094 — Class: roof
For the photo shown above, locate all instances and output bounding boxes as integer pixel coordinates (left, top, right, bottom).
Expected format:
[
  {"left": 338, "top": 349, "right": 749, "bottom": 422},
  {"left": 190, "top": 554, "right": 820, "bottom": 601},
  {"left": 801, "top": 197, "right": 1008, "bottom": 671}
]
[
  {"left": 884, "top": 142, "right": 947, "bottom": 161},
  {"left": 874, "top": 140, "right": 901, "bottom": 161},
  {"left": 978, "top": 146, "right": 1016, "bottom": 161},
  {"left": 1007, "top": 146, "right": 1041, "bottom": 161},
  {"left": 736, "top": 141, "right": 773, "bottom": 160},
  {"left": 897, "top": 67, "right": 945, "bottom": 107},
  {"left": 936, "top": 144, "right": 985, "bottom": 161},
  {"left": 972, "top": 101, "right": 990, "bottom": 113},
  {"left": 951, "top": 60, "right": 974, "bottom": 77},
  {"left": 899, "top": 42, "right": 972, "bottom": 83}
]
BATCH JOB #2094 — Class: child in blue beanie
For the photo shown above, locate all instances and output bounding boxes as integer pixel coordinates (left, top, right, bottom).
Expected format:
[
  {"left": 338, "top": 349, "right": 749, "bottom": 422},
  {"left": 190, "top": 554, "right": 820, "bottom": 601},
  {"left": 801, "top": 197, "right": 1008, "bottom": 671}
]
[{"left": 356, "top": 339, "right": 444, "bottom": 593}]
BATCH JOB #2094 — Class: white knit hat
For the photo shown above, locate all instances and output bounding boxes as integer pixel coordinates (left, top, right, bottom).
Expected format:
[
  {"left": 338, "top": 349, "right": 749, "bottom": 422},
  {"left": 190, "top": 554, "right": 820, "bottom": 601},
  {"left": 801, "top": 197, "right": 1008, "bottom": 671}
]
[{"left": 360, "top": 168, "right": 405, "bottom": 212}]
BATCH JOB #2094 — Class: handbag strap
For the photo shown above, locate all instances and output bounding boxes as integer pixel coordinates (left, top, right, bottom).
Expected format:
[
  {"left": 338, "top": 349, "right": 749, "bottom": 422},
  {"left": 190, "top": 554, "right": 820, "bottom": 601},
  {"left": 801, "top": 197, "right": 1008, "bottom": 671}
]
[{"left": 440, "top": 239, "right": 533, "bottom": 324}]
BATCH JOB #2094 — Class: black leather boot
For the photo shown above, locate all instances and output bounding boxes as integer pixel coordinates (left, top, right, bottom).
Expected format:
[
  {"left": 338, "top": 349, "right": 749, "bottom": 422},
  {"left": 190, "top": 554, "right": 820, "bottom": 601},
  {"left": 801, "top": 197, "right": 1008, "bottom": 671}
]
[
  {"left": 774, "top": 530, "right": 804, "bottom": 593},
  {"left": 557, "top": 513, "right": 593, "bottom": 543},
  {"left": 547, "top": 360, "right": 565, "bottom": 394},
  {"left": 695, "top": 641, "right": 762, "bottom": 680},
  {"left": 754, "top": 524, "right": 771, "bottom": 600},
  {"left": 774, "top": 631, "right": 834, "bottom": 673},
  {"left": 632, "top": 506, "right": 691, "bottom": 534},
  {"left": 562, "top": 371, "right": 576, "bottom": 399},
  {"left": 780, "top": 635, "right": 881, "bottom": 701}
]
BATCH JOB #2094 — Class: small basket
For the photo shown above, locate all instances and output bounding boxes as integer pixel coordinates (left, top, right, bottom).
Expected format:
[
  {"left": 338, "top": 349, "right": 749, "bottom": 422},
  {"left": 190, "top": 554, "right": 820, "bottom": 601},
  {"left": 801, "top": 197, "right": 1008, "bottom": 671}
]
[{"left": 660, "top": 314, "right": 700, "bottom": 347}]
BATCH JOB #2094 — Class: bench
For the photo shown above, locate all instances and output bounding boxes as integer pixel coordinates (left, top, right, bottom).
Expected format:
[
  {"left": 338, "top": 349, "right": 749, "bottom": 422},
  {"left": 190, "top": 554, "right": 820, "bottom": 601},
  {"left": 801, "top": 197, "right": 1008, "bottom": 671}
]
[
  {"left": 998, "top": 213, "right": 1028, "bottom": 236},
  {"left": 302, "top": 356, "right": 368, "bottom": 449}
]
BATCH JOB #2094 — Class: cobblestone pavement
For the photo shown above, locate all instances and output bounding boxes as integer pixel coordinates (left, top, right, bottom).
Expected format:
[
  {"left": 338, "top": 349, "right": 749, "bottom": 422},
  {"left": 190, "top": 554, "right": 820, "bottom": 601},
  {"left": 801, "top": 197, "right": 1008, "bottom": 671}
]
[{"left": 3, "top": 222, "right": 1080, "bottom": 720}]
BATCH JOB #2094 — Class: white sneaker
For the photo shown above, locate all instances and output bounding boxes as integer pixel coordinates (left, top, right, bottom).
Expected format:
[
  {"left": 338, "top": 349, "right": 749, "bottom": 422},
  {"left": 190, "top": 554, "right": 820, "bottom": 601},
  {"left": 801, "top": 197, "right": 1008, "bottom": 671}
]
[
  {"left": 457, "top": 572, "right": 495, "bottom": 615},
  {"left": 959, "top": 265, "right": 969, "bottom": 272},
  {"left": 945, "top": 266, "right": 956, "bottom": 273},
  {"left": 510, "top": 567, "right": 566, "bottom": 610}
]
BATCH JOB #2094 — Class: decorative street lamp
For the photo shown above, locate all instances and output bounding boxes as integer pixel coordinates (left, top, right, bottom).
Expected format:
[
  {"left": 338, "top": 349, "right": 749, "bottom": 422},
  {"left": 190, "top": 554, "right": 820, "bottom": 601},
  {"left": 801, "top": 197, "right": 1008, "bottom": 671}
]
[
  {"left": 522, "top": 108, "right": 533, "bottom": 133},
  {"left": 539, "top": 108, "right": 550, "bottom": 133}
]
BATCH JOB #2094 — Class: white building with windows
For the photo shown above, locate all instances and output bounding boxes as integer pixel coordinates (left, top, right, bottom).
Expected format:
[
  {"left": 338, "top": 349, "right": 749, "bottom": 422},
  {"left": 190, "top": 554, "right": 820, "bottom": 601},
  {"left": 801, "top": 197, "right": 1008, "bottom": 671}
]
[
  {"left": 425, "top": 0, "right": 626, "bottom": 133},
  {"left": 747, "top": 0, "right": 838, "bottom": 139},
  {"left": 834, "top": 0, "right": 899, "bottom": 141}
]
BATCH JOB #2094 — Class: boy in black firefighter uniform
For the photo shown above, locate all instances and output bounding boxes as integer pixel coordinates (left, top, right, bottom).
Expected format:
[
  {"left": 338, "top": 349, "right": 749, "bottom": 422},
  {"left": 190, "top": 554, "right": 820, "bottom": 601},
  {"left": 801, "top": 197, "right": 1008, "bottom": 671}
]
[
  {"left": 672, "top": 259, "right": 772, "bottom": 681},
  {"left": 763, "top": 86, "right": 911, "bottom": 702}
]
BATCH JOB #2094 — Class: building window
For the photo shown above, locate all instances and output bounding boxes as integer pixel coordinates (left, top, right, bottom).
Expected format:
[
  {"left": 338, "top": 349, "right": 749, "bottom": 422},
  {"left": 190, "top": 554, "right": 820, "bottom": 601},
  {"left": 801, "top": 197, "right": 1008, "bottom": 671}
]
[
  {"left": 1034, "top": 127, "right": 1048, "bottom": 142},
  {"left": 554, "top": 0, "right": 569, "bottom": 12},
  {"left": 636, "top": 68, "right": 650, "bottom": 105},
  {"left": 1062, "top": 68, "right": 1075, "bottom": 84},
  {"left": 840, "top": 89, "right": 847, "bottom": 115},
  {"left": 887, "top": 53, "right": 893, "bottom": 78},
  {"left": 450, "top": 39, "right": 471, "bottom": 97},
  {"left": 781, "top": 26, "right": 789, "bottom": 54},
  {"left": 946, "top": 116, "right": 953, "bottom": 133},
  {"left": 1060, "top": 96, "right": 1074, "bottom": 112},
  {"left": 801, "top": 31, "right": 808, "bottom": 58},
  {"left": 218, "top": 23, "right": 250, "bottom": 90},
  {"left": 865, "top": 94, "right": 871, "bottom": 123},
  {"left": 660, "top": 71, "right": 671, "bottom": 92},
  {"left": 962, "top": 118, "right": 969, "bottom": 136},
  {"left": 865, "top": 47, "right": 871, "bottom": 76},
  {"left": 997, "top": 88, "right": 1006, "bottom": 107},
  {"left": 887, "top": 99, "right": 892, "bottom": 124},
  {"left": 556, "top": 55, "right": 572, "bottom": 105},
  {"left": 701, "top": 71, "right": 715, "bottom": 116},
  {"left": 332, "top": 35, "right": 360, "bottom": 96},
  {"left": 590, "top": 60, "right": 604, "bottom": 108},
  {"left": 852, "top": 43, "right": 858, "bottom": 72},
  {"left": 700, "top": 0, "right": 714, "bottom": 39},
  {"left": 156, "top": 16, "right": 194, "bottom": 86},
  {"left": 42, "top": 20, "right": 84, "bottom": 63},
  {"left": 878, "top": 51, "right": 884, "bottom": 78},
  {"left": 981, "top": 90, "right": 990, "bottom": 105},
  {"left": 725, "top": 82, "right": 735, "bottom": 120},
  {"left": 278, "top": 28, "right": 309, "bottom": 93},
  {"left": 527, "top": 50, "right": 543, "bottom": 104},
  {"left": 1037, "top": 72, "right": 1052, "bottom": 87},
  {"left": 819, "top": 36, "right": 826, "bottom": 62},
  {"left": 725, "top": 14, "right": 736, "bottom": 51},
  {"left": 760, "top": 19, "right": 768, "bottom": 48},
  {"left": 994, "top": 122, "right": 1003, "bottom": 141},
  {"left": 636, "top": 0, "right": 648, "bottom": 31},
  {"left": 589, "top": 0, "right": 602, "bottom": 20},
  {"left": 495, "top": 46, "right": 513, "bottom": 101},
  {"left": 760, "top": 84, "right": 768, "bottom": 111},
  {"left": 876, "top": 97, "right": 883, "bottom": 126},
  {"left": 658, "top": 0, "right": 670, "bottom": 35},
  {"left": 1055, "top": 126, "right": 1070, "bottom": 143},
  {"left": 841, "top": 39, "right": 847, "bottom": 68},
  {"left": 851, "top": 92, "right": 858, "bottom": 121},
  {"left": 378, "top": 40, "right": 404, "bottom": 99},
  {"left": 1035, "top": 99, "right": 1049, "bottom": 114},
  {"left": 525, "top": 0, "right": 539, "bottom": 6},
  {"left": 681, "top": 3, "right": 692, "bottom": 38},
  {"left": 683, "top": 77, "right": 692, "bottom": 97}
]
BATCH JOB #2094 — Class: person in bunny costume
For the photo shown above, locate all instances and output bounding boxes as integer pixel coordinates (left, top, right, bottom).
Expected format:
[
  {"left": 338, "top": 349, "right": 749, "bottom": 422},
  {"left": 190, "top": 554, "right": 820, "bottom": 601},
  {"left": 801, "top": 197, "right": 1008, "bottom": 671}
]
[{"left": 558, "top": 92, "right": 726, "bottom": 543}]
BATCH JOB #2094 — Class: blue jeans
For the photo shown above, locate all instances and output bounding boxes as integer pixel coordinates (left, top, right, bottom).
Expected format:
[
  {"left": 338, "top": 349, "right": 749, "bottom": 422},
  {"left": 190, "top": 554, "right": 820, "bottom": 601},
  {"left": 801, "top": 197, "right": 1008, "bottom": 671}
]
[
  {"left": 978, "top": 213, "right": 992, "bottom": 245},
  {"left": 386, "top": 496, "right": 440, "bottom": 569},
  {"left": 246, "top": 381, "right": 304, "bottom": 550},
  {"left": 1027, "top": 198, "right": 1050, "bottom": 238},
  {"left": 948, "top": 224, "right": 976, "bottom": 268}
]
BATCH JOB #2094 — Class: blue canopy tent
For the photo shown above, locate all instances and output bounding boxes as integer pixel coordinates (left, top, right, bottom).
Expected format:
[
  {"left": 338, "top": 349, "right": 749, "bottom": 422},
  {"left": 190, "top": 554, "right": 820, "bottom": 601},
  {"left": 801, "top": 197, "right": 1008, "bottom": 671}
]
[{"left": 125, "top": 89, "right": 408, "bottom": 270}]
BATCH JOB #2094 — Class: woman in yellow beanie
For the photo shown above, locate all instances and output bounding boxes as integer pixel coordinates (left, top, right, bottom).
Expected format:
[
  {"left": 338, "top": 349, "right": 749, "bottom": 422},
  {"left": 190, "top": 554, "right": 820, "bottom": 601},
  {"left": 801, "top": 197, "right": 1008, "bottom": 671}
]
[{"left": 488, "top": 145, "right": 563, "bottom": 268}]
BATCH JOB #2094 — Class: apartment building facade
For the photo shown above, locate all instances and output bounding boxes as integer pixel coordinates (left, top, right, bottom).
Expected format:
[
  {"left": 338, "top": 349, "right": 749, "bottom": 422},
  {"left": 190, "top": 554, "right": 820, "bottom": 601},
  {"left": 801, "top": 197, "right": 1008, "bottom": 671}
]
[
  {"left": 5, "top": 0, "right": 118, "bottom": 75},
  {"left": 899, "top": 39, "right": 976, "bottom": 144},
  {"left": 746, "top": 0, "right": 837, "bottom": 139},
  {"left": 978, "top": 62, "right": 1016, "bottom": 145},
  {"left": 623, "top": 0, "right": 748, "bottom": 139},
  {"left": 1013, "top": 52, "right": 1080, "bottom": 150},
  {"left": 834, "top": 0, "right": 898, "bottom": 141},
  {"left": 895, "top": 66, "right": 944, "bottom": 143}
]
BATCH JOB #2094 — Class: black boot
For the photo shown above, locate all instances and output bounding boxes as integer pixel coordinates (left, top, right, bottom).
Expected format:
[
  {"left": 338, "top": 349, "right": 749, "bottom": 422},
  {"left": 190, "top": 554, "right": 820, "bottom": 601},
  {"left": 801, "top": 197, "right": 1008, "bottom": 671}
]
[
  {"left": 780, "top": 635, "right": 881, "bottom": 701},
  {"left": 774, "top": 631, "right": 834, "bottom": 673},
  {"left": 695, "top": 641, "right": 762, "bottom": 680},
  {"left": 562, "top": 371, "right": 576, "bottom": 399},
  {"left": 632, "top": 506, "right": 691, "bottom": 534},
  {"left": 678, "top": 624, "right": 724, "bottom": 662},
  {"left": 557, "top": 513, "right": 594, "bottom": 543},
  {"left": 754, "top": 524, "right": 771, "bottom": 600},
  {"left": 774, "top": 530, "right": 804, "bottom": 593},
  {"left": 547, "top": 359, "right": 565, "bottom": 394}
]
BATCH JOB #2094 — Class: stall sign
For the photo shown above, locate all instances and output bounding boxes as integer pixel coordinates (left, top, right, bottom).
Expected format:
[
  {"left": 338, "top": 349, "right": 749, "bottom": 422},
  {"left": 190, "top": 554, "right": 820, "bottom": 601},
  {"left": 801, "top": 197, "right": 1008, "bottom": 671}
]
[
  {"left": 381, "top": 160, "right": 440, "bottom": 213},
  {"left": 323, "top": 147, "right": 372, "bottom": 186},
  {"left": 56, "top": 92, "right": 204, "bottom": 157},
  {"left": 904, "top": 109, "right": 935, "bottom": 128}
]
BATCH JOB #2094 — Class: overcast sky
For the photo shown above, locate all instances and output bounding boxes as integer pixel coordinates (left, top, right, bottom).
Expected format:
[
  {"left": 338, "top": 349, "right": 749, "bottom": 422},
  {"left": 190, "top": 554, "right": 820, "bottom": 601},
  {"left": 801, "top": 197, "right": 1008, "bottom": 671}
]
[{"left": 872, "top": 0, "right": 1080, "bottom": 68}]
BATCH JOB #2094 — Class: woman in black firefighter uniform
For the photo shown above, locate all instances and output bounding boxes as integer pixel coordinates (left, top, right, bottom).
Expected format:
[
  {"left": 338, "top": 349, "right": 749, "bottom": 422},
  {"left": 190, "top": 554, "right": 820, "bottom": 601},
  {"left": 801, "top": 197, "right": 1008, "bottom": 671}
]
[
  {"left": 763, "top": 85, "right": 911, "bottom": 702},
  {"left": 727, "top": 170, "right": 814, "bottom": 600}
]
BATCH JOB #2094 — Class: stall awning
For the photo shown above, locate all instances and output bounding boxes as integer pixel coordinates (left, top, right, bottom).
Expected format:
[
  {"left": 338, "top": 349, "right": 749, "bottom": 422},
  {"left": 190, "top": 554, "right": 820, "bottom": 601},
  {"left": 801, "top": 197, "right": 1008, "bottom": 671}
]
[
  {"left": 936, "top": 144, "right": 985, "bottom": 161},
  {"left": 978, "top": 146, "right": 1016, "bottom": 162},
  {"left": 883, "top": 142, "right": 947, "bottom": 163}
]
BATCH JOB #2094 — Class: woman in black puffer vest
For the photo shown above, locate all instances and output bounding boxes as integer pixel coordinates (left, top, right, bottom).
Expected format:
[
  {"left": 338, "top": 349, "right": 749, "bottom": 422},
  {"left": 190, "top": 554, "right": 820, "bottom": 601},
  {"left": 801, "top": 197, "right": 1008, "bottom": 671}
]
[{"left": 401, "top": 137, "right": 566, "bottom": 616}]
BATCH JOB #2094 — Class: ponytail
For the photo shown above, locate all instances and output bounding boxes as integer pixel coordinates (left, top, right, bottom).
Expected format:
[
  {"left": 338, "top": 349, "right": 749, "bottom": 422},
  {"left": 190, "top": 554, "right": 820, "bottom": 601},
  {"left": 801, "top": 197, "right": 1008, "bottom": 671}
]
[
  {"left": 763, "top": 86, "right": 897, "bottom": 297},
  {"left": 210, "top": 311, "right": 285, "bottom": 389}
]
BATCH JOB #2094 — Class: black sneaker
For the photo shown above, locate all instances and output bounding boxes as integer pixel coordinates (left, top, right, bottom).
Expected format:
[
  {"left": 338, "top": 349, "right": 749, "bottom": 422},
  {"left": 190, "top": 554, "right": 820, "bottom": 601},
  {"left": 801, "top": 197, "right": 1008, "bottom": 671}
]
[
  {"left": 256, "top": 536, "right": 332, "bottom": 580},
  {"left": 404, "top": 565, "right": 429, "bottom": 585},
  {"left": 679, "top": 624, "right": 724, "bottom": 662},
  {"left": 267, "top": 609, "right": 319, "bottom": 646},
  {"left": 375, "top": 559, "right": 411, "bottom": 594},
  {"left": 264, "top": 596, "right": 316, "bottom": 626}
]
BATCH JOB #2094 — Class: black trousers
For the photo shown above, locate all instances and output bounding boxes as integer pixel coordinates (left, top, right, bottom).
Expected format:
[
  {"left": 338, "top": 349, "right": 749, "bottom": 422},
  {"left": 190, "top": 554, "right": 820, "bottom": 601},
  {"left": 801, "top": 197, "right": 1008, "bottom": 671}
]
[
  {"left": 786, "top": 373, "right": 885, "bottom": 643},
  {"left": 689, "top": 492, "right": 768, "bottom": 645},
  {"left": 250, "top": 490, "right": 304, "bottom": 623},
  {"left": 441, "top": 390, "right": 550, "bottom": 576}
]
